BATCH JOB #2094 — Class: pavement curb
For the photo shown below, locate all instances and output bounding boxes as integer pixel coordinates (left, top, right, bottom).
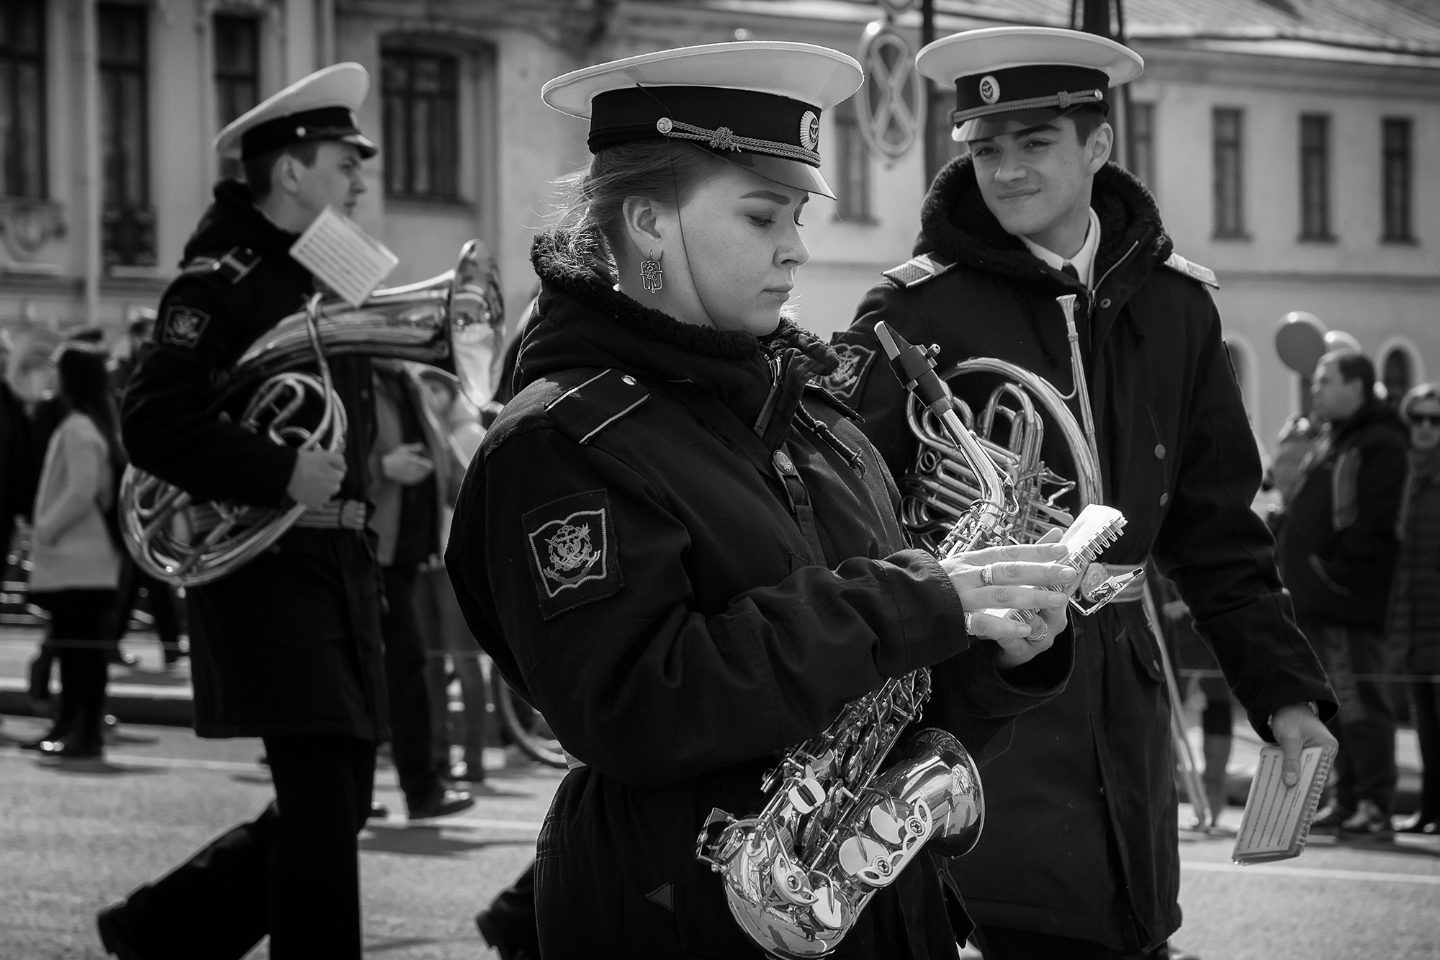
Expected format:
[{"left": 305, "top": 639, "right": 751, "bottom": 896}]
[{"left": 0, "top": 677, "right": 194, "bottom": 726}]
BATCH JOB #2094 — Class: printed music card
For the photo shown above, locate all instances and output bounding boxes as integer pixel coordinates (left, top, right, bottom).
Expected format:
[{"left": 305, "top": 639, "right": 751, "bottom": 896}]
[
  {"left": 1232, "top": 743, "right": 1336, "bottom": 864},
  {"left": 289, "top": 206, "right": 399, "bottom": 308}
]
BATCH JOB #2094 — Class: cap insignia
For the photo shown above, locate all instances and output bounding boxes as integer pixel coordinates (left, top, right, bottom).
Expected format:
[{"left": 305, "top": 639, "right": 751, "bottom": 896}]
[
  {"left": 978, "top": 75, "right": 1000, "bottom": 105},
  {"left": 800, "top": 110, "right": 820, "bottom": 151},
  {"left": 656, "top": 117, "right": 674, "bottom": 134},
  {"left": 708, "top": 126, "right": 740, "bottom": 151}
]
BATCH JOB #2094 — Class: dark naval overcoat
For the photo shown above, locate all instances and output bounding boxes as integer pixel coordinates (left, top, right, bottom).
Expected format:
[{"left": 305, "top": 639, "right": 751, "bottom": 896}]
[
  {"left": 122, "top": 180, "right": 386, "bottom": 742},
  {"left": 445, "top": 233, "right": 1077, "bottom": 960},
  {"left": 831, "top": 157, "right": 1336, "bottom": 951}
]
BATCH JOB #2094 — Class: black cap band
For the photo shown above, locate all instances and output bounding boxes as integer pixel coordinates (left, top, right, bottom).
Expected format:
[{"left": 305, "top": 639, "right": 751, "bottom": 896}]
[
  {"left": 588, "top": 86, "right": 822, "bottom": 167},
  {"left": 240, "top": 105, "right": 370, "bottom": 159},
  {"left": 951, "top": 64, "right": 1109, "bottom": 125}
]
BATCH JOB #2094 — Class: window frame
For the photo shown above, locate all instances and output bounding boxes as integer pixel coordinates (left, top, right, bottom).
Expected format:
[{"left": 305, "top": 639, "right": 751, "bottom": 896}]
[
  {"left": 213, "top": 13, "right": 261, "bottom": 182},
  {"left": 1212, "top": 107, "right": 1247, "bottom": 240},
  {"left": 1381, "top": 117, "right": 1415, "bottom": 244},
  {"left": 97, "top": 1, "right": 155, "bottom": 267},
  {"left": 833, "top": 98, "right": 874, "bottom": 224},
  {"left": 1298, "top": 113, "right": 1334, "bottom": 242},
  {"left": 381, "top": 48, "right": 461, "bottom": 202},
  {"left": 0, "top": 0, "right": 48, "bottom": 199},
  {"left": 1126, "top": 101, "right": 1156, "bottom": 192}
]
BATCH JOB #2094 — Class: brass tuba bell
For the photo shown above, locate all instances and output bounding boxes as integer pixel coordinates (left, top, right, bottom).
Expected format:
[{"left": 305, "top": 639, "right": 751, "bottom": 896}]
[{"left": 119, "top": 240, "right": 505, "bottom": 587}]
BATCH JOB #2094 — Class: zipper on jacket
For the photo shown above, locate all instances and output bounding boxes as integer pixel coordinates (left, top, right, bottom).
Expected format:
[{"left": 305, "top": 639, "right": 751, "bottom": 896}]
[{"left": 1089, "top": 240, "right": 1141, "bottom": 318}]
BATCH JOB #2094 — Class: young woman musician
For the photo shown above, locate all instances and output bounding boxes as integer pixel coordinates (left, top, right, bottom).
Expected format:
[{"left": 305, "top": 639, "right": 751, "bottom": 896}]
[{"left": 445, "top": 42, "right": 1079, "bottom": 959}]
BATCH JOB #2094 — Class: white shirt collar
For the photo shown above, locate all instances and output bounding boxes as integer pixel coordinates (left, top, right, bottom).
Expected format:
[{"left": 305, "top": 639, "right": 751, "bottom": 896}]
[{"left": 1020, "top": 207, "right": 1101, "bottom": 289}]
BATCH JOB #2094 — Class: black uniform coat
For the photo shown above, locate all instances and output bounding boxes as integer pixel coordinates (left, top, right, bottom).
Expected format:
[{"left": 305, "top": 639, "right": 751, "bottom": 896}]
[
  {"left": 122, "top": 181, "right": 386, "bottom": 742},
  {"left": 832, "top": 158, "right": 1336, "bottom": 950},
  {"left": 1277, "top": 399, "right": 1409, "bottom": 630},
  {"left": 445, "top": 234, "right": 1076, "bottom": 960}
]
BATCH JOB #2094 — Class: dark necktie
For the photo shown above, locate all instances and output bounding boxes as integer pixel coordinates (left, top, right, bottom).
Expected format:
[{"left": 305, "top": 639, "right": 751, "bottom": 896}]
[{"left": 1061, "top": 262, "right": 1080, "bottom": 281}]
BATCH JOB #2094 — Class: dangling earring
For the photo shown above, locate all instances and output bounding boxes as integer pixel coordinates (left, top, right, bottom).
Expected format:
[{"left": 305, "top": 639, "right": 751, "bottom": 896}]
[{"left": 640, "top": 252, "right": 664, "bottom": 294}]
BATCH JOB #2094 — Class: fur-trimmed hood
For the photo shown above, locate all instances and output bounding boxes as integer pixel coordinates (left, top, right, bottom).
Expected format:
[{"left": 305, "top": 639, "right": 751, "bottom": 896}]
[
  {"left": 521, "top": 231, "right": 844, "bottom": 443},
  {"left": 916, "top": 156, "right": 1172, "bottom": 284}
]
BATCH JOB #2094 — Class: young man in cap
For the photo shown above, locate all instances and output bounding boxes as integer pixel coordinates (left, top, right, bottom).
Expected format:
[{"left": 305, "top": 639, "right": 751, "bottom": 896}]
[
  {"left": 99, "top": 63, "right": 415, "bottom": 960},
  {"left": 830, "top": 26, "right": 1337, "bottom": 959}
]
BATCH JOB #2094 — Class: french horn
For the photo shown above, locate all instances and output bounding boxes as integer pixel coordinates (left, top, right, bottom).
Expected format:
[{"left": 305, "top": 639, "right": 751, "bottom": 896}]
[{"left": 120, "top": 240, "right": 505, "bottom": 587}]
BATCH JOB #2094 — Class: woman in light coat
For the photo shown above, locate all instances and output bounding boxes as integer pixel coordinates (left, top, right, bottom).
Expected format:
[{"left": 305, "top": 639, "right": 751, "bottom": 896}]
[{"left": 27, "top": 344, "right": 126, "bottom": 759}]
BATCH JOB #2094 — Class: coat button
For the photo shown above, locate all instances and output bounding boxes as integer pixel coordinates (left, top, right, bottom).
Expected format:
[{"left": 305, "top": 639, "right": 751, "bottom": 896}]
[
  {"left": 1154, "top": 444, "right": 1165, "bottom": 459},
  {"left": 1101, "top": 298, "right": 1112, "bottom": 308},
  {"left": 1159, "top": 492, "right": 1170, "bottom": 506},
  {"left": 622, "top": 375, "right": 636, "bottom": 386},
  {"left": 773, "top": 451, "right": 795, "bottom": 475}
]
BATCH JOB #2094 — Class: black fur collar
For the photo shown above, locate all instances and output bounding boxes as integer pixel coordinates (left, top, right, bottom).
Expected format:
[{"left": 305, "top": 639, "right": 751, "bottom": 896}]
[{"left": 917, "top": 156, "right": 1173, "bottom": 283}]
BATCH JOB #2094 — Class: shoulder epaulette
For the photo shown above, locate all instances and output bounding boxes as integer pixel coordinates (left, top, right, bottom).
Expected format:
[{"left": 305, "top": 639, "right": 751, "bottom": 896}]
[
  {"left": 1162, "top": 251, "right": 1219, "bottom": 289},
  {"left": 483, "top": 368, "right": 649, "bottom": 457},
  {"left": 882, "top": 253, "right": 956, "bottom": 289},
  {"left": 181, "top": 246, "right": 262, "bottom": 285},
  {"left": 546, "top": 368, "right": 650, "bottom": 445}
]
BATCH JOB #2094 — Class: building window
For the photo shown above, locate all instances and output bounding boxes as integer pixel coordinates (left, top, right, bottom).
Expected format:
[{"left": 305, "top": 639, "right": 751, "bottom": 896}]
[
  {"left": 1382, "top": 118, "right": 1414, "bottom": 243},
  {"left": 834, "top": 99, "right": 871, "bottom": 222},
  {"left": 99, "top": 3, "right": 154, "bottom": 267},
  {"left": 1383, "top": 348, "right": 1413, "bottom": 405},
  {"left": 0, "top": 0, "right": 46, "bottom": 198},
  {"left": 1127, "top": 102, "right": 1155, "bottom": 190},
  {"left": 1299, "top": 114, "right": 1332, "bottom": 241},
  {"left": 382, "top": 50, "right": 459, "bottom": 200},
  {"left": 214, "top": 15, "right": 260, "bottom": 181},
  {"left": 1212, "top": 108, "right": 1245, "bottom": 239}
]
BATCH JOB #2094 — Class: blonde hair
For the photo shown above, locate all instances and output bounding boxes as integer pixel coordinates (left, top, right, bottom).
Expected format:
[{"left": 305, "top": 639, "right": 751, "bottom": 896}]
[{"left": 548, "top": 141, "right": 732, "bottom": 275}]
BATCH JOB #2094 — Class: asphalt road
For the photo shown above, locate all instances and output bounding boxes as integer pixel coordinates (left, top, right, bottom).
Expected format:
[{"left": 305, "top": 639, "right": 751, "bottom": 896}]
[{"left": 2, "top": 715, "right": 1437, "bottom": 960}]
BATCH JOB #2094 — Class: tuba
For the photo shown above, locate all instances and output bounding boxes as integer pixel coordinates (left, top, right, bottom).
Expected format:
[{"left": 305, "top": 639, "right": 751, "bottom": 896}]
[{"left": 120, "top": 240, "right": 505, "bottom": 587}]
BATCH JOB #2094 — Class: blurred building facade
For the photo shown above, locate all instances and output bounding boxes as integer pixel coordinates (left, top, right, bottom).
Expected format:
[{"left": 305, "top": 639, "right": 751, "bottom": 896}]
[{"left": 0, "top": 0, "right": 1437, "bottom": 452}]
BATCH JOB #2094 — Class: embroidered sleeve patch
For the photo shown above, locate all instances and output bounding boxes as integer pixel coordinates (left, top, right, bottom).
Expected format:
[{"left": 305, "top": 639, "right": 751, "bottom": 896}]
[
  {"left": 162, "top": 304, "right": 212, "bottom": 348},
  {"left": 819, "top": 339, "right": 878, "bottom": 403},
  {"left": 524, "top": 489, "right": 624, "bottom": 620}
]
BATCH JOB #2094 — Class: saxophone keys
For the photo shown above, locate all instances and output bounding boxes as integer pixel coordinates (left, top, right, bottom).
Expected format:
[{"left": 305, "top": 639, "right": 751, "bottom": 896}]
[
  {"left": 769, "top": 856, "right": 816, "bottom": 906},
  {"left": 808, "top": 880, "right": 844, "bottom": 930},
  {"left": 869, "top": 803, "right": 906, "bottom": 844},
  {"left": 787, "top": 774, "right": 827, "bottom": 815}
]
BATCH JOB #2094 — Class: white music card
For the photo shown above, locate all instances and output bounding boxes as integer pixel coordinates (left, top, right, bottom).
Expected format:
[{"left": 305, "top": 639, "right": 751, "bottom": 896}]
[{"left": 289, "top": 206, "right": 399, "bottom": 307}]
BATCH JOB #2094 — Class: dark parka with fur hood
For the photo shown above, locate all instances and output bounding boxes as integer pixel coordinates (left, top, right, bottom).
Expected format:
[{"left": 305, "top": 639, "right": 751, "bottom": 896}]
[
  {"left": 445, "top": 234, "right": 1078, "bottom": 960},
  {"left": 831, "top": 158, "right": 1336, "bottom": 951}
]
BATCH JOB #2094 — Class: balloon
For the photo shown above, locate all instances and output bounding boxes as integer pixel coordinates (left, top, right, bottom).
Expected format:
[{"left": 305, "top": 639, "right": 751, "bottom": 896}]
[
  {"left": 1275, "top": 311, "right": 1327, "bottom": 375},
  {"left": 1324, "top": 330, "right": 1363, "bottom": 355}
]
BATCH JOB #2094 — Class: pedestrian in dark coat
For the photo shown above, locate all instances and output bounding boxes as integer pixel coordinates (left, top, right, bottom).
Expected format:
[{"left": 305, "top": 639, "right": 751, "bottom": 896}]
[
  {"left": 0, "top": 328, "right": 36, "bottom": 563},
  {"left": 829, "top": 27, "right": 1337, "bottom": 958},
  {"left": 1282, "top": 350, "right": 1410, "bottom": 837},
  {"left": 447, "top": 42, "right": 1083, "bottom": 960},
  {"left": 99, "top": 64, "right": 387, "bottom": 960},
  {"left": 1389, "top": 383, "right": 1440, "bottom": 835}
]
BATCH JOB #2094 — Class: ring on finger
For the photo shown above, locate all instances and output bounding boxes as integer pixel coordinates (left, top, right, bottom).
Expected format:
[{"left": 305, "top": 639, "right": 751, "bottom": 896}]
[
  {"left": 979, "top": 564, "right": 995, "bottom": 587},
  {"left": 965, "top": 612, "right": 979, "bottom": 635},
  {"left": 1029, "top": 619, "right": 1050, "bottom": 643}
]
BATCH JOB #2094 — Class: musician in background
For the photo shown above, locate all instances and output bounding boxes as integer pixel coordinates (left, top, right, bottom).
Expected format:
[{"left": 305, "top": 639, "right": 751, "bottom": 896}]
[
  {"left": 831, "top": 28, "right": 1337, "bottom": 960},
  {"left": 99, "top": 64, "right": 387, "bottom": 960},
  {"left": 368, "top": 361, "right": 474, "bottom": 820},
  {"left": 446, "top": 43, "right": 1080, "bottom": 959}
]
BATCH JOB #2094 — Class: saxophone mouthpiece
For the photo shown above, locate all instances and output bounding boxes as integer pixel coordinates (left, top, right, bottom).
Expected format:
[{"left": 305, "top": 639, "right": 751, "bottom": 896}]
[{"left": 874, "top": 322, "right": 950, "bottom": 410}]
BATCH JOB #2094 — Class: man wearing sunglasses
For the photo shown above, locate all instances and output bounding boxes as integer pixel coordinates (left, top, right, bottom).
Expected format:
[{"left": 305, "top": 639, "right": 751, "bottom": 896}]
[{"left": 1278, "top": 349, "right": 1410, "bottom": 837}]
